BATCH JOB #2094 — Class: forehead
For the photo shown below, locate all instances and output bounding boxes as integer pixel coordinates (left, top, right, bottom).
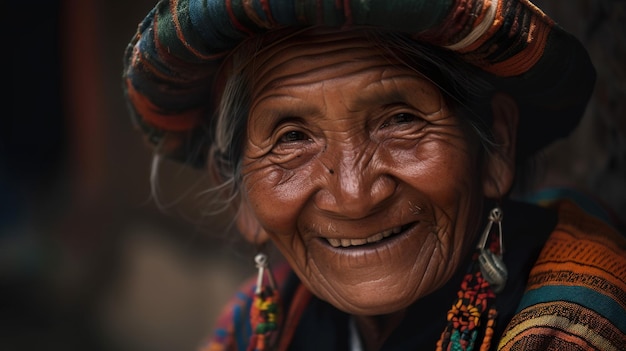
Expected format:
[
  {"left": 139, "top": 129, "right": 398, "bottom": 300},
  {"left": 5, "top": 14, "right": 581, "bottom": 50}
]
[
  {"left": 243, "top": 28, "right": 443, "bottom": 110},
  {"left": 250, "top": 29, "right": 388, "bottom": 83}
]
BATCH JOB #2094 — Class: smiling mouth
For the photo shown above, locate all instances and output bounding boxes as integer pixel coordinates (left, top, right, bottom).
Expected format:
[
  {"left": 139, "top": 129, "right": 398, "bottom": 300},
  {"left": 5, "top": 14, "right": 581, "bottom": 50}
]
[{"left": 325, "top": 223, "right": 415, "bottom": 248}]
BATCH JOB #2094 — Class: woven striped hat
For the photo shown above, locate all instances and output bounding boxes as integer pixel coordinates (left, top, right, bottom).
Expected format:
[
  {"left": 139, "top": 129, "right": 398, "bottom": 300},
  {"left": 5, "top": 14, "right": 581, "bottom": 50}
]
[{"left": 123, "top": 0, "right": 595, "bottom": 167}]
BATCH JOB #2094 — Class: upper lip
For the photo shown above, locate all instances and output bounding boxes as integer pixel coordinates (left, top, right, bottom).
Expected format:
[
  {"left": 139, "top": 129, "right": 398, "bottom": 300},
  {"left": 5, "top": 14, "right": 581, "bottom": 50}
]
[{"left": 325, "top": 223, "right": 413, "bottom": 248}]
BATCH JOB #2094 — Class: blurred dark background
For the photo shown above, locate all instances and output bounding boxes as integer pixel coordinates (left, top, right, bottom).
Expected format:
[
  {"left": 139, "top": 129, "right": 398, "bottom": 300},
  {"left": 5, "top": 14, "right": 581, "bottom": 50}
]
[{"left": 3, "top": 1, "right": 625, "bottom": 350}]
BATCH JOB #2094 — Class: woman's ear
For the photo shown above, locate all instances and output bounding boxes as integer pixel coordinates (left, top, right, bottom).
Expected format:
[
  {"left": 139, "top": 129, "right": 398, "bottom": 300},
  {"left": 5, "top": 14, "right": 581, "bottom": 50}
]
[
  {"left": 482, "top": 92, "right": 519, "bottom": 198},
  {"left": 236, "top": 197, "right": 270, "bottom": 244}
]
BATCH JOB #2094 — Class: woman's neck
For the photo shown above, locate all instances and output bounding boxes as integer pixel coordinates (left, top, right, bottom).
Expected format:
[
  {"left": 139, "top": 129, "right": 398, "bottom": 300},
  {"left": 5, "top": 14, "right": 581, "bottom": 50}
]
[{"left": 353, "top": 310, "right": 407, "bottom": 351}]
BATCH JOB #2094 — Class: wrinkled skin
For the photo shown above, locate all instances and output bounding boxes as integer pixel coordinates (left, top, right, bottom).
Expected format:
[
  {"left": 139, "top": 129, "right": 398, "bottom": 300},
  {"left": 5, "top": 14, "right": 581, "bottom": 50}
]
[{"left": 236, "top": 28, "right": 515, "bottom": 348}]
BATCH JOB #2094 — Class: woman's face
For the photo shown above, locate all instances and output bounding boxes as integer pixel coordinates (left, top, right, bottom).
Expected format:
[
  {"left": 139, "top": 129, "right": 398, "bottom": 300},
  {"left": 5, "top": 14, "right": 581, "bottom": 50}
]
[{"left": 239, "top": 30, "right": 487, "bottom": 315}]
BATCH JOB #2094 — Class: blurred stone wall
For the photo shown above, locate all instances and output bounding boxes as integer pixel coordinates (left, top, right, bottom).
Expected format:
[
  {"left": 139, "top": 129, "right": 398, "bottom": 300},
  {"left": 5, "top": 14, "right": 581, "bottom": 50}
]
[{"left": 529, "top": 0, "right": 626, "bottom": 223}]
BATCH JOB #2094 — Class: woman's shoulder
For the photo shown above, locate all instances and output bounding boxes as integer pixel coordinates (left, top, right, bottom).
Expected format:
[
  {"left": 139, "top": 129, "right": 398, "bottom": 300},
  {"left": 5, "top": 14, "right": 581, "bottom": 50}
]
[{"left": 499, "top": 189, "right": 626, "bottom": 350}]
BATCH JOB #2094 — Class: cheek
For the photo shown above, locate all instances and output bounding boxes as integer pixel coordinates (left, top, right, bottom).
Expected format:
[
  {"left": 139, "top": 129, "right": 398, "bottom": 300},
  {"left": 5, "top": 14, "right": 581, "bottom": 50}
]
[
  {"left": 429, "top": 150, "right": 481, "bottom": 204},
  {"left": 428, "top": 144, "right": 484, "bottom": 254},
  {"left": 390, "top": 132, "right": 484, "bottom": 241},
  {"left": 242, "top": 166, "right": 320, "bottom": 278},
  {"left": 389, "top": 131, "right": 482, "bottom": 197},
  {"left": 242, "top": 163, "right": 314, "bottom": 236}
]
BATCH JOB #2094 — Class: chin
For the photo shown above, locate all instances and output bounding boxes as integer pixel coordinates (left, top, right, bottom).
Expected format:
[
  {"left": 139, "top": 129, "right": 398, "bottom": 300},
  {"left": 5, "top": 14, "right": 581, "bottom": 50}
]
[{"left": 308, "top": 272, "right": 445, "bottom": 316}]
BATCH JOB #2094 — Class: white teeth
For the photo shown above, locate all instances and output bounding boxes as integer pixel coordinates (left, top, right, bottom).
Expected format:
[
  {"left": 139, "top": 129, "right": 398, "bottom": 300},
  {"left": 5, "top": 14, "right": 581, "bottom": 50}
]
[
  {"left": 347, "top": 238, "right": 368, "bottom": 246},
  {"left": 326, "top": 226, "right": 405, "bottom": 248},
  {"left": 327, "top": 238, "right": 341, "bottom": 247},
  {"left": 367, "top": 233, "right": 383, "bottom": 243}
]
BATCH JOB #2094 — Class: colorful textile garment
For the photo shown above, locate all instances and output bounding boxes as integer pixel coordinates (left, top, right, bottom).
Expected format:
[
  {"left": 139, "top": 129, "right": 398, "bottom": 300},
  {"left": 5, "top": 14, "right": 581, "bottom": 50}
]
[{"left": 498, "top": 200, "right": 626, "bottom": 350}]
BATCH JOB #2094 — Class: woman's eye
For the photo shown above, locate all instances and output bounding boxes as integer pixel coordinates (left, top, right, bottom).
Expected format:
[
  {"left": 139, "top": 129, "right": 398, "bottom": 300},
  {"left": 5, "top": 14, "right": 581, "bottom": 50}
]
[
  {"left": 380, "top": 113, "right": 424, "bottom": 129},
  {"left": 392, "top": 113, "right": 420, "bottom": 124},
  {"left": 279, "top": 130, "right": 310, "bottom": 143}
]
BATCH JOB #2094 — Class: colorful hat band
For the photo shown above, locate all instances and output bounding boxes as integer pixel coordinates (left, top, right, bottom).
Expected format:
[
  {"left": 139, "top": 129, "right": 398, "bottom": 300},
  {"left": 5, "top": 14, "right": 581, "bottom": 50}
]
[{"left": 123, "top": 0, "right": 595, "bottom": 166}]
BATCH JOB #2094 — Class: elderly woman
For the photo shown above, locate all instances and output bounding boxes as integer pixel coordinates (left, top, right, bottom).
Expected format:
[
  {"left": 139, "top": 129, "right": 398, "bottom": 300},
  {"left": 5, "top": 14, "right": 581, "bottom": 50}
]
[{"left": 123, "top": 0, "right": 626, "bottom": 350}]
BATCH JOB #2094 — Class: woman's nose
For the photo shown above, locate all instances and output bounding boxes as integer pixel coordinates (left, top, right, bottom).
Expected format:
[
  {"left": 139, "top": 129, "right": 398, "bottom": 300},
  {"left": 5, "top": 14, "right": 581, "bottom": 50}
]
[{"left": 314, "top": 158, "right": 396, "bottom": 219}]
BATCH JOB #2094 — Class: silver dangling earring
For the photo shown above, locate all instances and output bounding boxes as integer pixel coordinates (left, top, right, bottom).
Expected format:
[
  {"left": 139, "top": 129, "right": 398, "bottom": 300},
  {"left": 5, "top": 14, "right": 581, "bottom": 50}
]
[
  {"left": 248, "top": 252, "right": 280, "bottom": 351},
  {"left": 477, "top": 207, "right": 508, "bottom": 293},
  {"left": 254, "top": 252, "right": 276, "bottom": 295}
]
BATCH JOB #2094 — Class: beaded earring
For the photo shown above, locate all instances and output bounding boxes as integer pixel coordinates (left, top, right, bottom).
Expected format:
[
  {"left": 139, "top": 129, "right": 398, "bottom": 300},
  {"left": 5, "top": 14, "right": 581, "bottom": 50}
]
[
  {"left": 436, "top": 206, "right": 506, "bottom": 351},
  {"left": 248, "top": 252, "right": 281, "bottom": 351}
]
